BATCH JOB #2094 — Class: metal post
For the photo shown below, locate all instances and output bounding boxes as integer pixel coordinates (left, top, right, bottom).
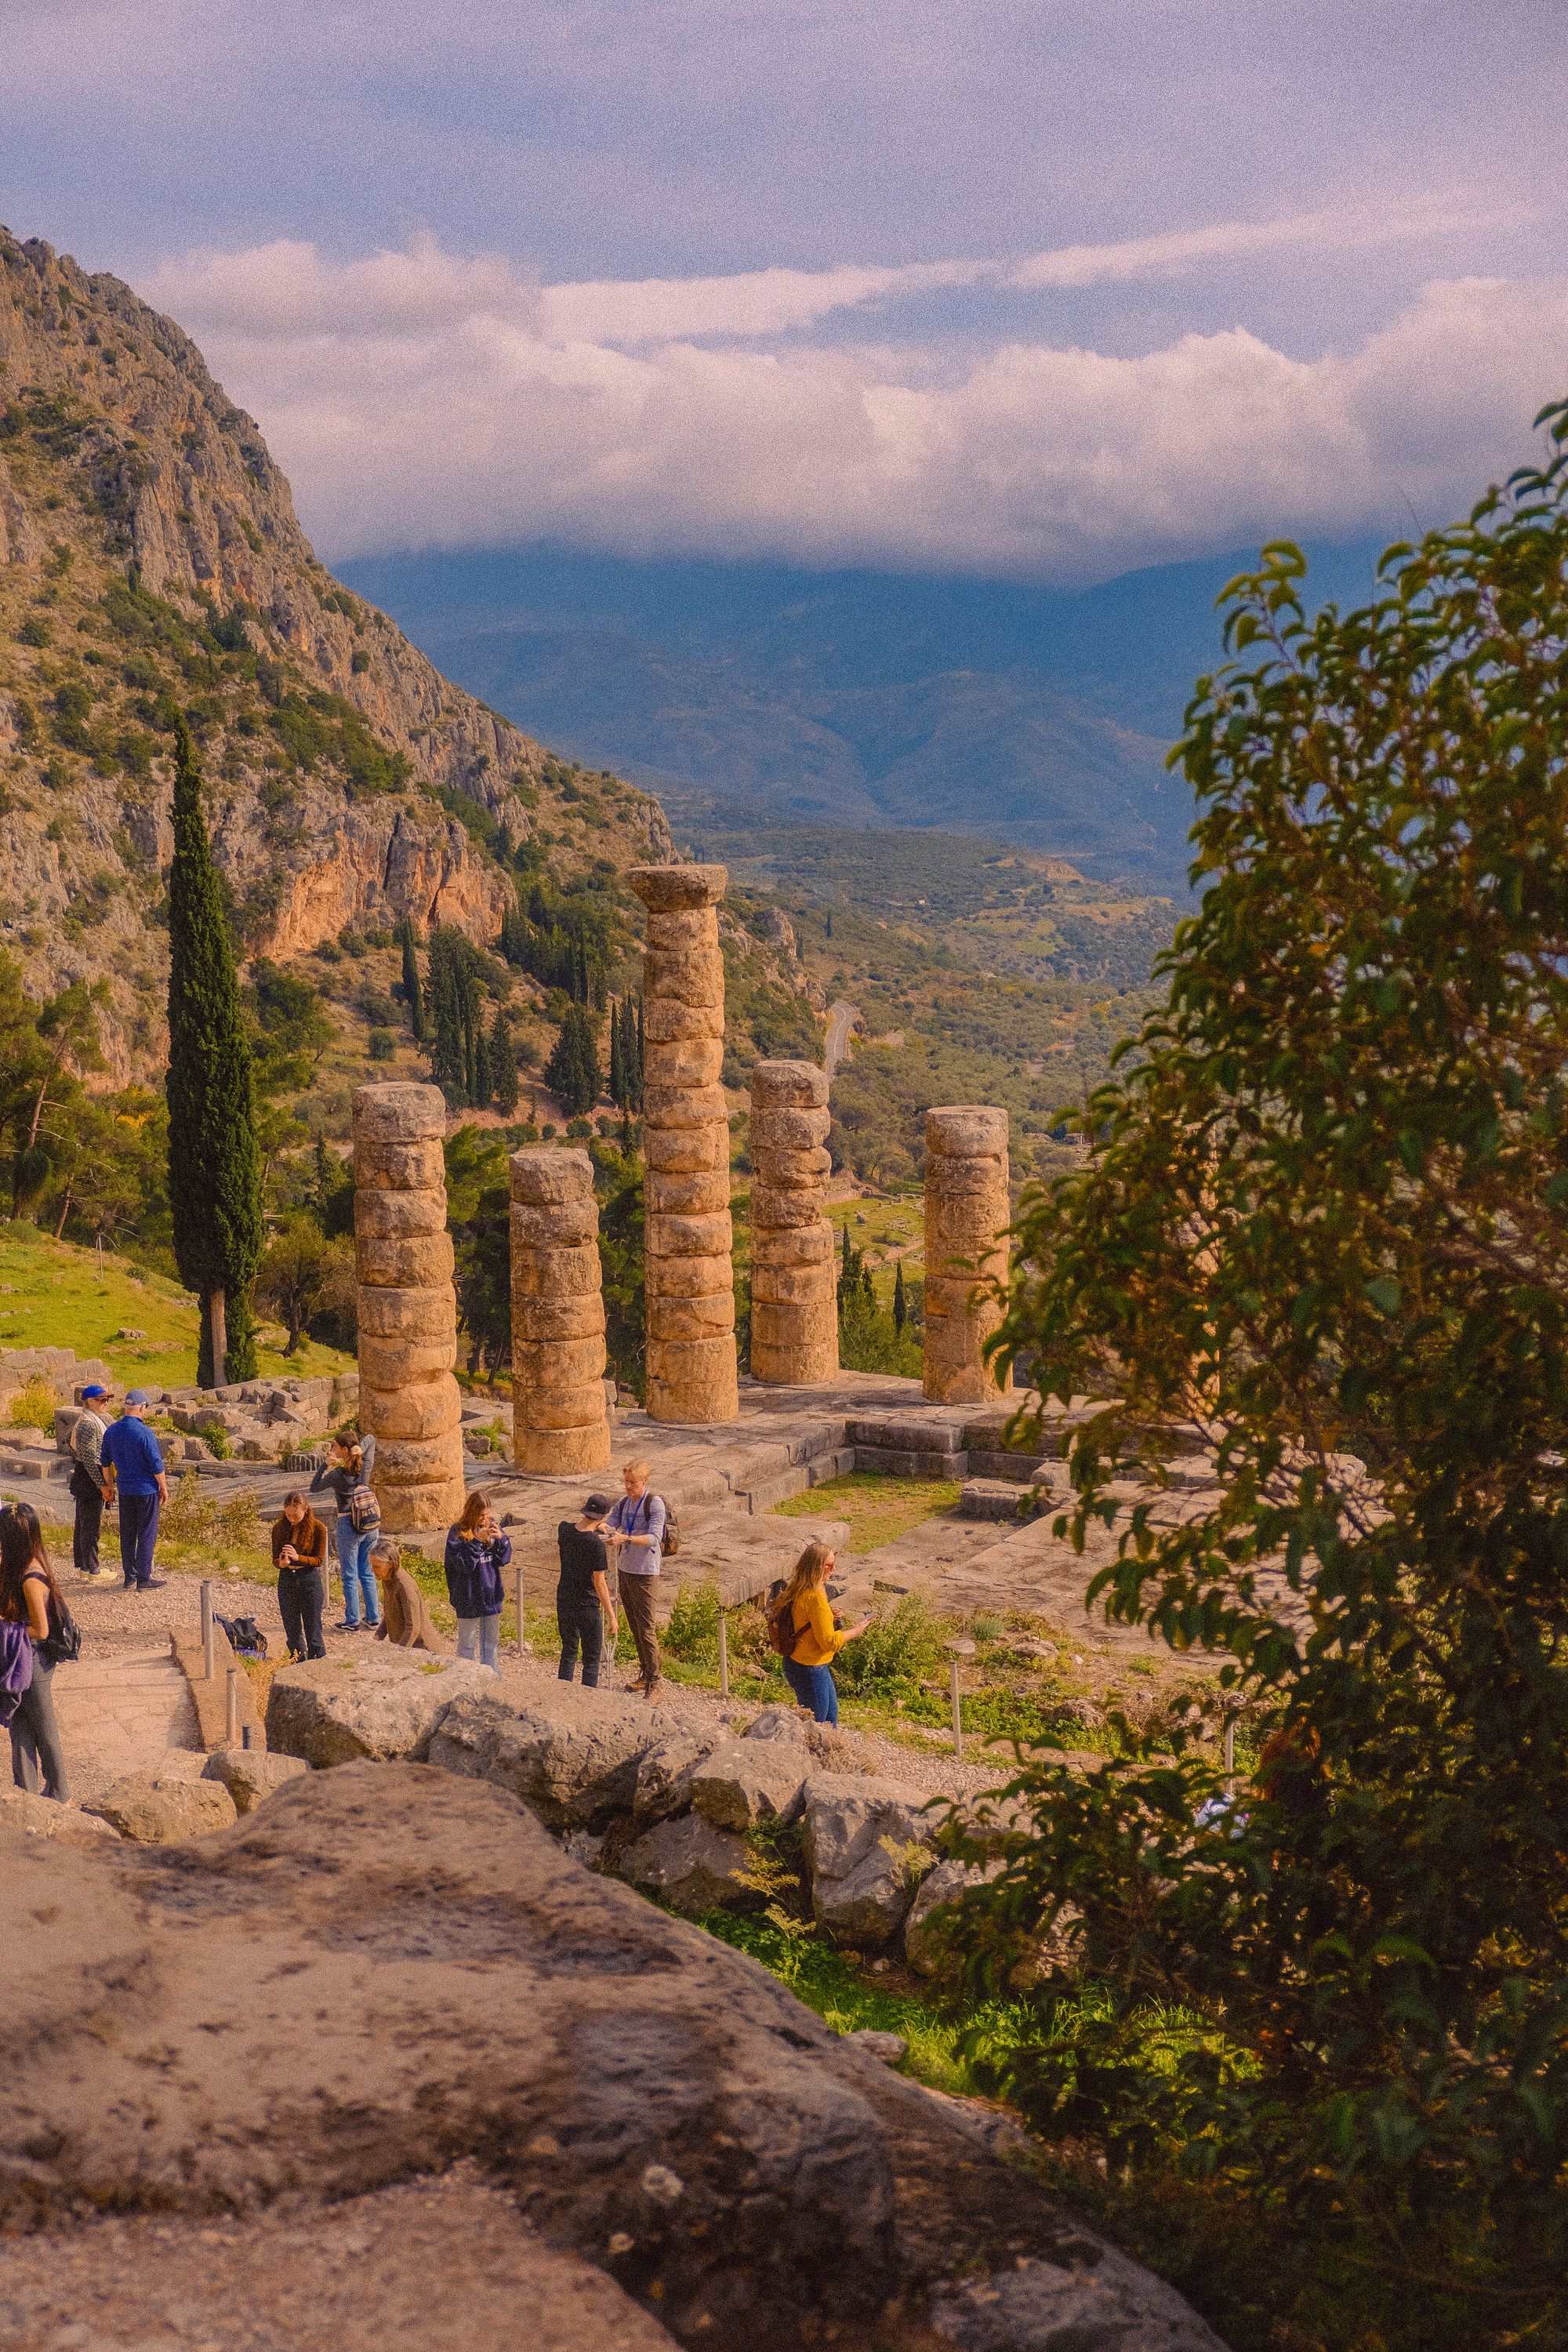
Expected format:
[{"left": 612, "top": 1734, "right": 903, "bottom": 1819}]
[
  {"left": 515, "top": 1561, "right": 526, "bottom": 1655},
  {"left": 241, "top": 1723, "right": 252, "bottom": 1752},
  {"left": 201, "top": 1579, "right": 215, "bottom": 1680},
  {"left": 1224, "top": 1713, "right": 1237, "bottom": 1796},
  {"left": 949, "top": 1658, "right": 962, "bottom": 1759},
  {"left": 225, "top": 1665, "right": 240, "bottom": 1745},
  {"left": 717, "top": 1609, "right": 730, "bottom": 1700}
]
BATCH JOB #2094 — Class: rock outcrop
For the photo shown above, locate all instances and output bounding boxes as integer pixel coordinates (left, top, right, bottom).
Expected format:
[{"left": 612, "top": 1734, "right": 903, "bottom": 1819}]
[{"left": 1, "top": 1766, "right": 1225, "bottom": 2350}]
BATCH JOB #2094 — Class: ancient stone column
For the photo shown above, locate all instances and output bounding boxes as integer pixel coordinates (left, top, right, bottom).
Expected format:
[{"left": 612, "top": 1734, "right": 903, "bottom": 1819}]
[
  {"left": 352, "top": 1081, "right": 466, "bottom": 1533},
  {"left": 750, "top": 1059, "right": 837, "bottom": 1385},
  {"left": 629, "top": 862, "right": 738, "bottom": 1425},
  {"left": 510, "top": 1147, "right": 612, "bottom": 1475},
  {"left": 923, "top": 1105, "right": 1012, "bottom": 1405}
]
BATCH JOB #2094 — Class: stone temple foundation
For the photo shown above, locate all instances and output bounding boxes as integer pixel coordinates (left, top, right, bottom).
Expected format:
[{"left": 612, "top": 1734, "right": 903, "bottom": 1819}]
[
  {"left": 629, "top": 863, "right": 739, "bottom": 1425},
  {"left": 352, "top": 1082, "right": 466, "bottom": 1533},
  {"left": 749, "top": 1058, "right": 837, "bottom": 1385},
  {"left": 922, "top": 1104, "right": 1012, "bottom": 1405},
  {"left": 510, "top": 1146, "right": 612, "bottom": 1475}
]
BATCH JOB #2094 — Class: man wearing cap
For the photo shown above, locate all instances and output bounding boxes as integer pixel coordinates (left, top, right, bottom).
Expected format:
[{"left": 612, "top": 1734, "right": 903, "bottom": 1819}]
[
  {"left": 68, "top": 1384, "right": 113, "bottom": 1580},
  {"left": 554, "top": 1494, "right": 617, "bottom": 1689},
  {"left": 100, "top": 1390, "right": 169, "bottom": 1592}
]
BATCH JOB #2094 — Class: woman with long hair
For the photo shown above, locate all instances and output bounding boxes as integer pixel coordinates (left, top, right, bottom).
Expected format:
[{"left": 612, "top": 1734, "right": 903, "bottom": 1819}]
[
  {"left": 769, "top": 1538, "right": 870, "bottom": 1726},
  {"left": 444, "top": 1487, "right": 512, "bottom": 1675},
  {"left": 0, "top": 1501, "right": 70, "bottom": 1798}
]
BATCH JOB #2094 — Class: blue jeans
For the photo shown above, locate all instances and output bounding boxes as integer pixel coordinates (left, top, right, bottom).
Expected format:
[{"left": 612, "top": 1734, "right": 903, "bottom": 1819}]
[
  {"left": 336, "top": 1520, "right": 380, "bottom": 1626},
  {"left": 118, "top": 1491, "right": 160, "bottom": 1588},
  {"left": 456, "top": 1614, "right": 501, "bottom": 1672},
  {"left": 782, "top": 1655, "right": 839, "bottom": 1725}
]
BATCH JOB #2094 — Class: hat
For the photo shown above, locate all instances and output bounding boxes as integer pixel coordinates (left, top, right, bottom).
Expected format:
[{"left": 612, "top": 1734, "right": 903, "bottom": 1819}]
[
  {"left": 80, "top": 1383, "right": 109, "bottom": 1399},
  {"left": 583, "top": 1493, "right": 612, "bottom": 1517},
  {"left": 125, "top": 1388, "right": 151, "bottom": 1406}
]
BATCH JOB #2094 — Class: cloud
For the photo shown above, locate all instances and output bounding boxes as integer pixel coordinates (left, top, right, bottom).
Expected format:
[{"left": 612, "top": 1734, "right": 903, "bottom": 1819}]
[{"left": 148, "top": 237, "right": 1568, "bottom": 581}]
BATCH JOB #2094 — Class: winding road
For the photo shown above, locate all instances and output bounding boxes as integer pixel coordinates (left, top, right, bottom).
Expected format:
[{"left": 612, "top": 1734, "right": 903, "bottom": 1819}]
[{"left": 824, "top": 1000, "right": 858, "bottom": 1077}]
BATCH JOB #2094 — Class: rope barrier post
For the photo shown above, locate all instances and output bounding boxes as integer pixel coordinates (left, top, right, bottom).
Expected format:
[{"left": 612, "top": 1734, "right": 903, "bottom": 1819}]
[
  {"left": 945, "top": 1637, "right": 976, "bottom": 1760},
  {"left": 201, "top": 1579, "right": 215, "bottom": 1680},
  {"left": 717, "top": 1609, "right": 730, "bottom": 1700},
  {"left": 515, "top": 1560, "right": 526, "bottom": 1657},
  {"left": 225, "top": 1664, "right": 240, "bottom": 1745}
]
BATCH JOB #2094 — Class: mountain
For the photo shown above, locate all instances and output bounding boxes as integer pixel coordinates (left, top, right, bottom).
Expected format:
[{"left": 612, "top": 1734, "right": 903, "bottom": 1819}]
[
  {"left": 0, "top": 229, "right": 670, "bottom": 1084},
  {"left": 341, "top": 537, "right": 1388, "bottom": 888}
]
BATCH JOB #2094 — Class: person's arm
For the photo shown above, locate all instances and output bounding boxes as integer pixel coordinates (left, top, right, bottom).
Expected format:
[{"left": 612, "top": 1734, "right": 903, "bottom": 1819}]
[
  {"left": 622, "top": 1494, "right": 665, "bottom": 1561},
  {"left": 143, "top": 1423, "right": 169, "bottom": 1504},
  {"left": 270, "top": 1519, "right": 286, "bottom": 1565},
  {"left": 492, "top": 1530, "right": 513, "bottom": 1570},
  {"left": 592, "top": 1565, "right": 616, "bottom": 1628},
  {"left": 358, "top": 1432, "right": 376, "bottom": 1482},
  {"left": 803, "top": 1587, "right": 847, "bottom": 1657},
  {"left": 309, "top": 1460, "right": 330, "bottom": 1494},
  {"left": 21, "top": 1572, "right": 49, "bottom": 1642}
]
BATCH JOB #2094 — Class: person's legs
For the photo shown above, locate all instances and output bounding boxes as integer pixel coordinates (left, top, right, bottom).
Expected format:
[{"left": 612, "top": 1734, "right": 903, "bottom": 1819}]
[
  {"left": 354, "top": 1533, "right": 381, "bottom": 1626},
  {"left": 132, "top": 1494, "right": 161, "bottom": 1588},
  {"left": 278, "top": 1573, "right": 305, "bottom": 1660},
  {"left": 478, "top": 1613, "right": 500, "bottom": 1671},
  {"left": 557, "top": 1589, "right": 581, "bottom": 1681},
  {"left": 72, "top": 1475, "right": 102, "bottom": 1577},
  {"left": 808, "top": 1664, "right": 839, "bottom": 1726},
  {"left": 456, "top": 1617, "right": 480, "bottom": 1662},
  {"left": 336, "top": 1515, "right": 362, "bottom": 1628},
  {"left": 299, "top": 1570, "right": 326, "bottom": 1661},
  {"left": 118, "top": 1492, "right": 142, "bottom": 1587},
  {"left": 579, "top": 1598, "right": 604, "bottom": 1689},
  {"left": 13, "top": 1661, "right": 67, "bottom": 1798},
  {"left": 619, "top": 1572, "right": 660, "bottom": 1692},
  {"left": 780, "top": 1655, "right": 815, "bottom": 1711}
]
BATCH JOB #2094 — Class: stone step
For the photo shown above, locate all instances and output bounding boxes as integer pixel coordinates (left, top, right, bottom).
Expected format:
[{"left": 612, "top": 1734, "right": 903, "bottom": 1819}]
[
  {"left": 956, "top": 1479, "right": 1043, "bottom": 1523},
  {"left": 844, "top": 1414, "right": 968, "bottom": 1454},
  {"left": 964, "top": 1448, "right": 1048, "bottom": 1484},
  {"left": 853, "top": 1444, "right": 967, "bottom": 1480}
]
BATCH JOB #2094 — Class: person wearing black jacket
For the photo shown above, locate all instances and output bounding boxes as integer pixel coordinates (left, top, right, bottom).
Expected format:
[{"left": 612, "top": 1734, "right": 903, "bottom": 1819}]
[
  {"left": 310, "top": 1428, "right": 380, "bottom": 1632},
  {"left": 556, "top": 1495, "right": 616, "bottom": 1687}
]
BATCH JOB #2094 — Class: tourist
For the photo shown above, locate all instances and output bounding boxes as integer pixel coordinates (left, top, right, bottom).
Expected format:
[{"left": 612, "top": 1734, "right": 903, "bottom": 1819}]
[
  {"left": 444, "top": 1490, "right": 511, "bottom": 1674},
  {"left": 68, "top": 1381, "right": 112, "bottom": 1580},
  {"left": 556, "top": 1494, "right": 616, "bottom": 1687},
  {"left": 771, "top": 1539, "right": 870, "bottom": 1726},
  {"left": 311, "top": 1428, "right": 381, "bottom": 1632},
  {"left": 99, "top": 1389, "right": 168, "bottom": 1592},
  {"left": 371, "top": 1539, "right": 450, "bottom": 1653},
  {"left": 1, "top": 1502, "right": 71, "bottom": 1798},
  {"left": 270, "top": 1490, "right": 328, "bottom": 1662},
  {"left": 601, "top": 1458, "right": 666, "bottom": 1697}
]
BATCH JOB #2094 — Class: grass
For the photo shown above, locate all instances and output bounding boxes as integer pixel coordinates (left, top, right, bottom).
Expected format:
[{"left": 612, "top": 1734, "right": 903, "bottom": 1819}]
[
  {"left": 0, "top": 1224, "right": 353, "bottom": 1390},
  {"left": 774, "top": 1469, "right": 963, "bottom": 1553}
]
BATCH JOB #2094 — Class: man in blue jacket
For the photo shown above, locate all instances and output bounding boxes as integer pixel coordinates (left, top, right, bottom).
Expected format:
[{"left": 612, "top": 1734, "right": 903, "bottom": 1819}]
[{"left": 100, "top": 1389, "right": 169, "bottom": 1592}]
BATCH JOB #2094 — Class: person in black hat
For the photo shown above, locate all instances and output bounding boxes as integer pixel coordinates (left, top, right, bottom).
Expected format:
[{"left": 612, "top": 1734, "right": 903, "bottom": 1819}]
[
  {"left": 555, "top": 1494, "right": 616, "bottom": 1688},
  {"left": 68, "top": 1383, "right": 112, "bottom": 1580}
]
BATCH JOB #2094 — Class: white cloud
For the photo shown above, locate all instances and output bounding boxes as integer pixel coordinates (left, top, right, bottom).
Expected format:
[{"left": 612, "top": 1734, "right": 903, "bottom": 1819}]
[{"left": 149, "top": 236, "right": 1568, "bottom": 580}]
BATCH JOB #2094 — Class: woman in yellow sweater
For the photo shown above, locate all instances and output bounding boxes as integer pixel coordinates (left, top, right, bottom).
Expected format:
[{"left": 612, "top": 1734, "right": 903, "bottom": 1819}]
[{"left": 771, "top": 1539, "right": 870, "bottom": 1725}]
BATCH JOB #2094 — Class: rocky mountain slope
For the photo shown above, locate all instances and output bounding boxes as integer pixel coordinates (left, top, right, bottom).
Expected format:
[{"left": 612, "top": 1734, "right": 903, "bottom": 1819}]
[{"left": 0, "top": 228, "right": 670, "bottom": 1083}]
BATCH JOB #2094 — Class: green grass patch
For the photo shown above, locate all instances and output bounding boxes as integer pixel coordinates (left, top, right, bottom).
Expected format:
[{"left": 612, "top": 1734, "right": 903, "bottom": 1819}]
[{"left": 773, "top": 1470, "right": 963, "bottom": 1553}]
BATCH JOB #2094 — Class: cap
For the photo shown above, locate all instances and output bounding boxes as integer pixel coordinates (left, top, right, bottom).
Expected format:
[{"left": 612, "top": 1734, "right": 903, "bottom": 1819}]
[
  {"left": 583, "top": 1493, "right": 612, "bottom": 1517},
  {"left": 125, "top": 1388, "right": 151, "bottom": 1406},
  {"left": 80, "top": 1383, "right": 110, "bottom": 1399}
]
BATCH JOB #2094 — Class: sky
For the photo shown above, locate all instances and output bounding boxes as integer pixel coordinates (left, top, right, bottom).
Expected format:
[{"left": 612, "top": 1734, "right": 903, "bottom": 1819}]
[{"left": 2, "top": 0, "right": 1566, "bottom": 582}]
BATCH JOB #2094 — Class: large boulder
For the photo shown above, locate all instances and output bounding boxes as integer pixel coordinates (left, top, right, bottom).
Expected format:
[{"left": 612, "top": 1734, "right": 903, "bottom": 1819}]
[
  {"left": 266, "top": 1657, "right": 495, "bottom": 1767},
  {"left": 686, "top": 1738, "right": 808, "bottom": 1834},
  {"left": 84, "top": 1771, "right": 238, "bottom": 1844},
  {"left": 428, "top": 1688, "right": 657, "bottom": 1830},
  {"left": 0, "top": 1761, "right": 1224, "bottom": 2349},
  {"left": 0, "top": 1789, "right": 121, "bottom": 1849},
  {"left": 618, "top": 1811, "right": 755, "bottom": 1915},
  {"left": 904, "top": 1857, "right": 998, "bottom": 1977},
  {"left": 801, "top": 1773, "right": 937, "bottom": 1947},
  {"left": 202, "top": 1747, "right": 311, "bottom": 1813},
  {"left": 632, "top": 1729, "right": 722, "bottom": 1824}
]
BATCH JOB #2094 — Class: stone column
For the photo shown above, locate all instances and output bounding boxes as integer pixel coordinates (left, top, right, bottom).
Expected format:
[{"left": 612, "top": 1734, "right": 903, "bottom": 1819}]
[
  {"left": 510, "top": 1147, "right": 612, "bottom": 1474},
  {"left": 629, "top": 862, "right": 738, "bottom": 1425},
  {"left": 923, "top": 1105, "right": 1012, "bottom": 1405},
  {"left": 353, "top": 1082, "right": 466, "bottom": 1532},
  {"left": 750, "top": 1059, "right": 837, "bottom": 1385}
]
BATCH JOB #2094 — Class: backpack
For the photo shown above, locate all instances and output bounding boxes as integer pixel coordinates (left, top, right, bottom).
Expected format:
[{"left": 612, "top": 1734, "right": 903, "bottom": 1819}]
[
  {"left": 630, "top": 1490, "right": 678, "bottom": 1558},
  {"left": 766, "top": 1584, "right": 797, "bottom": 1657},
  {"left": 217, "top": 1613, "right": 269, "bottom": 1661},
  {"left": 349, "top": 1480, "right": 381, "bottom": 1534},
  {"left": 37, "top": 1590, "right": 81, "bottom": 1668}
]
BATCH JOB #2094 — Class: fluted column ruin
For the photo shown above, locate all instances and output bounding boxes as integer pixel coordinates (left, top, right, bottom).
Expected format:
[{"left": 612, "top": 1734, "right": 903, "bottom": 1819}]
[
  {"left": 750, "top": 1058, "right": 837, "bottom": 1385},
  {"left": 923, "top": 1105, "right": 1012, "bottom": 1405},
  {"left": 353, "top": 1081, "right": 466, "bottom": 1532},
  {"left": 629, "top": 862, "right": 738, "bottom": 1425},
  {"left": 510, "top": 1147, "right": 612, "bottom": 1474}
]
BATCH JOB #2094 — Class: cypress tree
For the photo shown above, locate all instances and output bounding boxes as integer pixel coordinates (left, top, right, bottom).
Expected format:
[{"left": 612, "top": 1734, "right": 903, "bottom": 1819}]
[
  {"left": 165, "top": 717, "right": 263, "bottom": 1387},
  {"left": 893, "top": 1259, "right": 906, "bottom": 1336},
  {"left": 608, "top": 996, "right": 626, "bottom": 1108},
  {"left": 399, "top": 918, "right": 426, "bottom": 1041},
  {"left": 633, "top": 993, "right": 644, "bottom": 1109},
  {"left": 492, "top": 1006, "right": 519, "bottom": 1115},
  {"left": 544, "top": 1003, "right": 601, "bottom": 1118},
  {"left": 428, "top": 928, "right": 465, "bottom": 1091}
]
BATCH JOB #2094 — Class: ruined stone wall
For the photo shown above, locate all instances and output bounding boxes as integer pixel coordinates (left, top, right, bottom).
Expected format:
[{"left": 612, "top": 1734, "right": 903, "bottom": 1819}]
[
  {"left": 750, "top": 1059, "right": 837, "bottom": 1385},
  {"left": 510, "top": 1147, "right": 612, "bottom": 1474},
  {"left": 923, "top": 1105, "right": 1012, "bottom": 1405},
  {"left": 630, "top": 864, "right": 739, "bottom": 1425},
  {"left": 353, "top": 1082, "right": 466, "bottom": 1531}
]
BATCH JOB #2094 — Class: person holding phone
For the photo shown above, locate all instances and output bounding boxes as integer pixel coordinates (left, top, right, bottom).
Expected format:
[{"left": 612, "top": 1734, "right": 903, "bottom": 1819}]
[
  {"left": 769, "top": 1539, "right": 871, "bottom": 1726},
  {"left": 271, "top": 1490, "right": 328, "bottom": 1662},
  {"left": 444, "top": 1489, "right": 512, "bottom": 1675}
]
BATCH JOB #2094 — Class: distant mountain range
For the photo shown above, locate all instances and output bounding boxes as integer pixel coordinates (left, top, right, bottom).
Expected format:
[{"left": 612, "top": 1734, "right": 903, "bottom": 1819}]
[{"left": 342, "top": 537, "right": 1388, "bottom": 888}]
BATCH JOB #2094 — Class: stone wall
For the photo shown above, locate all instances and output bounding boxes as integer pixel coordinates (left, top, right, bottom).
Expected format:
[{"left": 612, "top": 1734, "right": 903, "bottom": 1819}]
[
  {"left": 353, "top": 1082, "right": 466, "bottom": 1530},
  {"left": 630, "top": 864, "right": 739, "bottom": 1425}
]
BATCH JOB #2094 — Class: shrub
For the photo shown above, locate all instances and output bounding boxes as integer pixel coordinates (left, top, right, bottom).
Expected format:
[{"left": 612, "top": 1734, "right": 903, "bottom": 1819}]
[
  {"left": 834, "top": 1590, "right": 945, "bottom": 1696},
  {"left": 367, "top": 1029, "right": 395, "bottom": 1061},
  {"left": 8, "top": 1376, "right": 56, "bottom": 1432}
]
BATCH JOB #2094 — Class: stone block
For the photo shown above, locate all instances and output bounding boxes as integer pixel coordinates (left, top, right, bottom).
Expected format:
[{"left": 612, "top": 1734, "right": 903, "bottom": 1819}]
[
  {"left": 642, "top": 1036, "right": 724, "bottom": 1090},
  {"left": 510, "top": 1294, "right": 608, "bottom": 1343},
  {"left": 514, "top": 1420, "right": 613, "bottom": 1475},
  {"left": 202, "top": 1748, "right": 310, "bottom": 1814},
  {"left": 361, "top": 1373, "right": 463, "bottom": 1443},
  {"left": 643, "top": 1292, "right": 735, "bottom": 1342},
  {"left": 750, "top": 1105, "right": 832, "bottom": 1151},
  {"left": 644, "top": 1123, "right": 728, "bottom": 1174},
  {"left": 375, "top": 1429, "right": 468, "bottom": 1484},
  {"left": 357, "top": 1286, "right": 459, "bottom": 1341},
  {"left": 510, "top": 1242, "right": 602, "bottom": 1298},
  {"left": 903, "top": 1857, "right": 1000, "bottom": 1976},
  {"left": 852, "top": 1445, "right": 967, "bottom": 1479},
  {"left": 265, "top": 1657, "right": 496, "bottom": 1768},
  {"left": 510, "top": 1198, "right": 599, "bottom": 1247},
  {"left": 644, "top": 1168, "right": 731, "bottom": 1217},
  {"left": 815, "top": 1840, "right": 924, "bottom": 1946},
  {"left": 644, "top": 949, "right": 726, "bottom": 1008},
  {"left": 509, "top": 1146, "right": 593, "bottom": 1207},
  {"left": 687, "top": 1740, "right": 808, "bottom": 1834},
  {"left": 355, "top": 1232, "right": 456, "bottom": 1290},
  {"left": 632, "top": 1729, "right": 722, "bottom": 1823},
  {"left": 354, "top": 1186, "right": 447, "bottom": 1240},
  {"left": 378, "top": 1475, "right": 468, "bottom": 1534},
  {"left": 514, "top": 1335, "right": 607, "bottom": 1388},
  {"left": 620, "top": 1811, "right": 753, "bottom": 1914},
  {"left": 641, "top": 997, "right": 725, "bottom": 1044},
  {"left": 428, "top": 1688, "right": 657, "bottom": 1829},
  {"left": 358, "top": 1334, "right": 459, "bottom": 1388},
  {"left": 629, "top": 862, "right": 728, "bottom": 913},
  {"left": 85, "top": 1772, "right": 238, "bottom": 1844},
  {"left": 0, "top": 1788, "right": 122, "bottom": 1847},
  {"left": 352, "top": 1137, "right": 447, "bottom": 1192},
  {"left": 647, "top": 1358, "right": 740, "bottom": 1426},
  {"left": 641, "top": 1083, "right": 728, "bottom": 1129},
  {"left": 753, "top": 1220, "right": 834, "bottom": 1266},
  {"left": 354, "top": 1080, "right": 447, "bottom": 1144},
  {"left": 516, "top": 1382, "right": 614, "bottom": 1432},
  {"left": 644, "top": 1253, "right": 735, "bottom": 1300},
  {"left": 647, "top": 1210, "right": 733, "bottom": 1259},
  {"left": 925, "top": 1105, "right": 1009, "bottom": 1159},
  {"left": 957, "top": 1478, "right": 1040, "bottom": 1521}
]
